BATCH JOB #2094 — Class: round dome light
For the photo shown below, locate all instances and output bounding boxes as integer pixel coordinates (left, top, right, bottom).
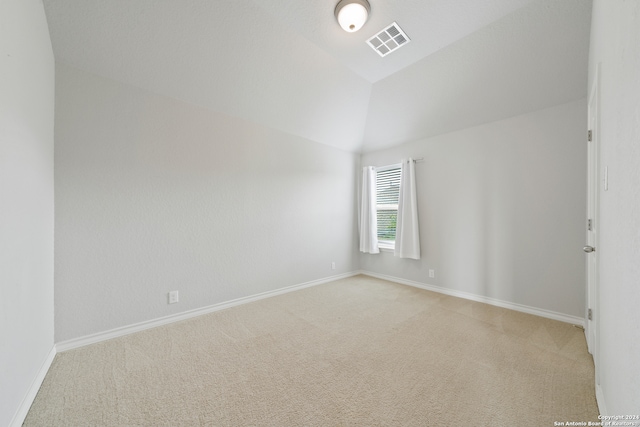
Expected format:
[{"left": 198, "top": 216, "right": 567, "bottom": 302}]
[{"left": 335, "top": 0, "right": 371, "bottom": 33}]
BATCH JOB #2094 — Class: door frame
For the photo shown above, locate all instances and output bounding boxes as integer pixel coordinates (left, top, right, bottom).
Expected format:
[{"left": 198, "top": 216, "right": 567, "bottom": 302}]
[{"left": 586, "top": 64, "right": 600, "bottom": 388}]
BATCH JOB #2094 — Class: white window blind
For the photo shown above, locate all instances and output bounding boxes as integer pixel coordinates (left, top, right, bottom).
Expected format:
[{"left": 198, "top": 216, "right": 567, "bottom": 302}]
[{"left": 376, "top": 165, "right": 401, "bottom": 244}]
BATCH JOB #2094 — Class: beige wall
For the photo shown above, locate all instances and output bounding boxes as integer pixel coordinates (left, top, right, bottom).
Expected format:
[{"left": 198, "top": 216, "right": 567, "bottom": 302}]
[
  {"left": 360, "top": 99, "right": 587, "bottom": 319},
  {"left": 53, "top": 63, "right": 359, "bottom": 342}
]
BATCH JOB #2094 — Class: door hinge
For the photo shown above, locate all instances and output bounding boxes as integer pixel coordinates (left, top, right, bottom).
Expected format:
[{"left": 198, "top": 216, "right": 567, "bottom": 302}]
[
  {"left": 587, "top": 219, "right": 593, "bottom": 231},
  {"left": 588, "top": 308, "right": 593, "bottom": 320},
  {"left": 588, "top": 130, "right": 592, "bottom": 142}
]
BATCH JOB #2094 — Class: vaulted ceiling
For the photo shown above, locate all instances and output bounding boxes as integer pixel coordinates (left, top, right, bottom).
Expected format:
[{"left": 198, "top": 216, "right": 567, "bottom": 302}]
[{"left": 43, "top": 0, "right": 592, "bottom": 152}]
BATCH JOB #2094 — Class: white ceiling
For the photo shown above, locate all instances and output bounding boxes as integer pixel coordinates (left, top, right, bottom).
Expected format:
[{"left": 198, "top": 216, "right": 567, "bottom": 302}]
[
  {"left": 364, "top": 0, "right": 593, "bottom": 151},
  {"left": 42, "top": 0, "right": 592, "bottom": 153},
  {"left": 253, "top": 0, "right": 537, "bottom": 83}
]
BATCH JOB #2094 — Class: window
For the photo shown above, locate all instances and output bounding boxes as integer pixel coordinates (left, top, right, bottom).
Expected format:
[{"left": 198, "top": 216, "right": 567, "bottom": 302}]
[{"left": 376, "top": 165, "right": 401, "bottom": 249}]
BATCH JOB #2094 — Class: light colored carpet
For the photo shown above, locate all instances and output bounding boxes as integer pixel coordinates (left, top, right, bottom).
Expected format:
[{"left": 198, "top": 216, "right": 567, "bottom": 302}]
[{"left": 25, "top": 275, "right": 599, "bottom": 426}]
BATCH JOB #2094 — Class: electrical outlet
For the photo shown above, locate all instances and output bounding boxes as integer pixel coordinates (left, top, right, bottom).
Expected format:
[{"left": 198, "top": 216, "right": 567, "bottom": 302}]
[
  {"left": 331, "top": 262, "right": 336, "bottom": 270},
  {"left": 429, "top": 269, "right": 435, "bottom": 278},
  {"left": 168, "top": 290, "right": 179, "bottom": 304}
]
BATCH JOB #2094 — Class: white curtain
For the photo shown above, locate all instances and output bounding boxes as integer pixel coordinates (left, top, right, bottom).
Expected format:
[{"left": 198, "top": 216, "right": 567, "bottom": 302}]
[
  {"left": 359, "top": 166, "right": 379, "bottom": 254},
  {"left": 395, "top": 158, "right": 420, "bottom": 259}
]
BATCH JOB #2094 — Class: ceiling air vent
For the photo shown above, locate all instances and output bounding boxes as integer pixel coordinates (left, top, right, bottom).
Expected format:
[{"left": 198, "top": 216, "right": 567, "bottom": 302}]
[{"left": 366, "top": 22, "right": 410, "bottom": 57}]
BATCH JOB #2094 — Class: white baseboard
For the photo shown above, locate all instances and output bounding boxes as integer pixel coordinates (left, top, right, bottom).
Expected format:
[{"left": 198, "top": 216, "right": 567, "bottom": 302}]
[
  {"left": 56, "top": 271, "right": 359, "bottom": 352},
  {"left": 9, "top": 346, "right": 57, "bottom": 427},
  {"left": 15, "top": 270, "right": 594, "bottom": 425},
  {"left": 359, "top": 270, "right": 585, "bottom": 327},
  {"left": 595, "top": 383, "right": 607, "bottom": 416}
]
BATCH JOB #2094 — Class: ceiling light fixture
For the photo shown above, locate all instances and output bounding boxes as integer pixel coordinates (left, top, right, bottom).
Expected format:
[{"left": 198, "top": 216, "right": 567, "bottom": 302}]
[{"left": 334, "top": 0, "right": 370, "bottom": 33}]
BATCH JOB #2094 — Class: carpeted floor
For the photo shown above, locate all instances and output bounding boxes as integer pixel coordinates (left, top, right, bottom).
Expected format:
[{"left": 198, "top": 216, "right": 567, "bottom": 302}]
[{"left": 25, "top": 275, "right": 599, "bottom": 426}]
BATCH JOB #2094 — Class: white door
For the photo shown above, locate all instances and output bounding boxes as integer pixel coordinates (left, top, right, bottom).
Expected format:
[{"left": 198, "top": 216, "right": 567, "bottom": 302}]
[{"left": 585, "top": 68, "right": 600, "bottom": 387}]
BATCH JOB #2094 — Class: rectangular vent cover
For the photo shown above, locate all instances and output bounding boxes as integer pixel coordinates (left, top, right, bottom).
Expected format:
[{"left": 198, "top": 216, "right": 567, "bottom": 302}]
[{"left": 367, "top": 22, "right": 410, "bottom": 57}]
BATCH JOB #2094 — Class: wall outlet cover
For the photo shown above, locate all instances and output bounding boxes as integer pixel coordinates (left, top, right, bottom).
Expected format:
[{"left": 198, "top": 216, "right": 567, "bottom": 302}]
[{"left": 169, "top": 291, "right": 179, "bottom": 304}]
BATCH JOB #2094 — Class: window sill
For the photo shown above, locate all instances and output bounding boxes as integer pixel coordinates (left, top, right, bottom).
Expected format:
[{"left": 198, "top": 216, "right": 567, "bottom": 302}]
[{"left": 378, "top": 242, "right": 395, "bottom": 252}]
